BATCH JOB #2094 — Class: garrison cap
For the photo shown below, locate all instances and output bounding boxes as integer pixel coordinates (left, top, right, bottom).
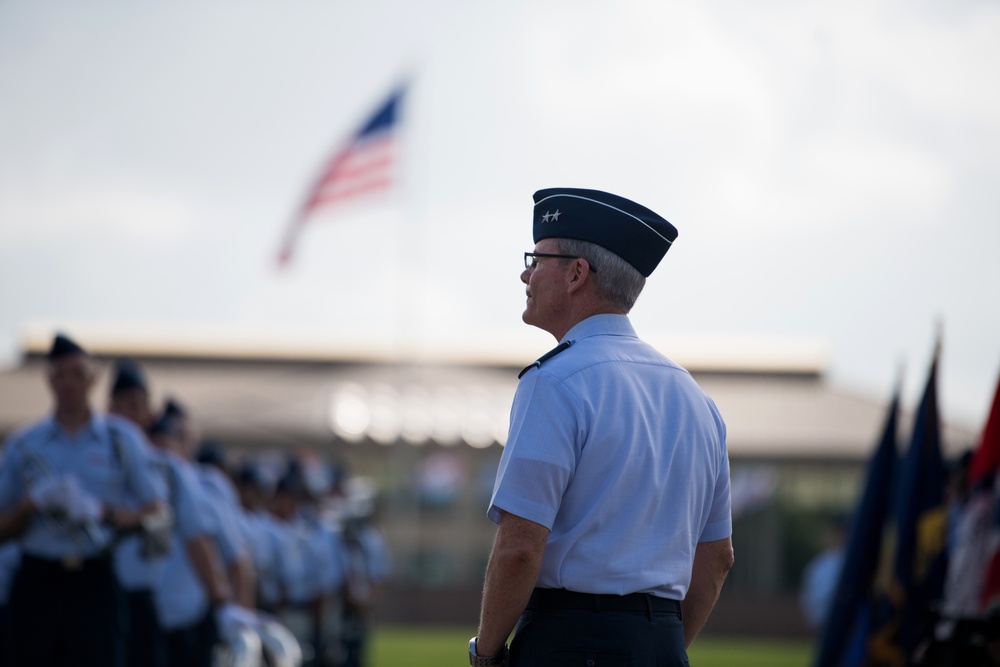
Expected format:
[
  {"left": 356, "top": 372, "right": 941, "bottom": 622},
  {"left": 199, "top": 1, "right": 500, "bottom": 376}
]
[
  {"left": 196, "top": 440, "right": 226, "bottom": 469},
  {"left": 47, "top": 333, "right": 87, "bottom": 361},
  {"left": 164, "top": 397, "right": 187, "bottom": 420},
  {"left": 111, "top": 358, "right": 147, "bottom": 395},
  {"left": 150, "top": 412, "right": 182, "bottom": 438},
  {"left": 532, "top": 188, "right": 678, "bottom": 277}
]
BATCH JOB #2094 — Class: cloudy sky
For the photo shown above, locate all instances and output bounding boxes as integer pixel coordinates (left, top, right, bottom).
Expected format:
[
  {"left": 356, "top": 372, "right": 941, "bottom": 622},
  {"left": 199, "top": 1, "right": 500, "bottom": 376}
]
[{"left": 1, "top": 0, "right": 998, "bottom": 427}]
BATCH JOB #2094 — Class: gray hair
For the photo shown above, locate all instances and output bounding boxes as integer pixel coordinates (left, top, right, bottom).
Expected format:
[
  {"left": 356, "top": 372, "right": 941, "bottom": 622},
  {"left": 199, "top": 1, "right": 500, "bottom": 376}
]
[{"left": 555, "top": 238, "right": 646, "bottom": 312}]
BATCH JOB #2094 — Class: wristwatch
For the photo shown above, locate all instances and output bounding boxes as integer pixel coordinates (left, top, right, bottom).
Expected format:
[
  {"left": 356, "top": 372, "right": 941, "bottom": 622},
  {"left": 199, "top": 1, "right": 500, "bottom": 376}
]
[{"left": 469, "top": 637, "right": 508, "bottom": 666}]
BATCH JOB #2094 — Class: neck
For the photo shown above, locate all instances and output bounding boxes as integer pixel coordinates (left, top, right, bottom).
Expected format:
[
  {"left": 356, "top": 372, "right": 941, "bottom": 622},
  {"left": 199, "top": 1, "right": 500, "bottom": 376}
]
[
  {"left": 548, "top": 302, "right": 626, "bottom": 341},
  {"left": 55, "top": 404, "right": 92, "bottom": 434}
]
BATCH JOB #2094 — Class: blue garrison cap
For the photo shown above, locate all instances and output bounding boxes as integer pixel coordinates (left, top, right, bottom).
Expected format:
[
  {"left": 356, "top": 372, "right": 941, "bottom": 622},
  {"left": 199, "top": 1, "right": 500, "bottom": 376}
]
[
  {"left": 164, "top": 397, "right": 187, "bottom": 420},
  {"left": 196, "top": 440, "right": 226, "bottom": 469},
  {"left": 112, "top": 358, "right": 147, "bottom": 395},
  {"left": 532, "top": 188, "right": 678, "bottom": 277},
  {"left": 47, "top": 333, "right": 87, "bottom": 361},
  {"left": 150, "top": 412, "right": 183, "bottom": 438}
]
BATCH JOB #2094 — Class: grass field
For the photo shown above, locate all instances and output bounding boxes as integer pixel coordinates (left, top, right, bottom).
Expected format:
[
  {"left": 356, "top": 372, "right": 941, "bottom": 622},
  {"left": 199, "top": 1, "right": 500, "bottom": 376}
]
[{"left": 369, "top": 627, "right": 813, "bottom": 667}]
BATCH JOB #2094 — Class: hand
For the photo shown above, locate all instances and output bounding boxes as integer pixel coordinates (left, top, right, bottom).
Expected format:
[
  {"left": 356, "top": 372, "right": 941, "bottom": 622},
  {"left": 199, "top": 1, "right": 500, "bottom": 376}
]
[
  {"left": 28, "top": 475, "right": 71, "bottom": 513},
  {"left": 215, "top": 603, "right": 259, "bottom": 644},
  {"left": 63, "top": 476, "right": 103, "bottom": 524}
]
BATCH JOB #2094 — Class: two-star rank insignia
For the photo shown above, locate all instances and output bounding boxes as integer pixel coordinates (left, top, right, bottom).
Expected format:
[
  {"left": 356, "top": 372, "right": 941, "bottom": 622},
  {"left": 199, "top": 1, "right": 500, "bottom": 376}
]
[{"left": 540, "top": 210, "right": 562, "bottom": 223}]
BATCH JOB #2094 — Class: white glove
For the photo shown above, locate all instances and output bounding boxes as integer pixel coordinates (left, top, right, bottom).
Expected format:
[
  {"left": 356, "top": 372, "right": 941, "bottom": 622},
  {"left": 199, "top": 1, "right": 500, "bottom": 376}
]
[
  {"left": 215, "top": 603, "right": 259, "bottom": 644},
  {"left": 28, "top": 475, "right": 71, "bottom": 513},
  {"left": 63, "top": 476, "right": 104, "bottom": 524}
]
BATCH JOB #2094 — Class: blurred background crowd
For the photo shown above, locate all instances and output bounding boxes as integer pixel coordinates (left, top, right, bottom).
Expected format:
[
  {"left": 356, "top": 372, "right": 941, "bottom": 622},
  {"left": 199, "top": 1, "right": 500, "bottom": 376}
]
[{"left": 0, "top": 335, "right": 390, "bottom": 667}]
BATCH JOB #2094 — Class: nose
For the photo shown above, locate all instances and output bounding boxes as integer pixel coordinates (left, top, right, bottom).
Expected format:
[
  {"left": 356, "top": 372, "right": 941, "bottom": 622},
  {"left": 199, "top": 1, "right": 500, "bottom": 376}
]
[{"left": 520, "top": 267, "right": 530, "bottom": 284}]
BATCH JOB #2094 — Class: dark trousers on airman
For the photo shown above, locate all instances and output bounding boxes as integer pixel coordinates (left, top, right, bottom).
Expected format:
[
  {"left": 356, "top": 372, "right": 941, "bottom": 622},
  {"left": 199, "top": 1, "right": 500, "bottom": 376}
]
[
  {"left": 124, "top": 587, "right": 167, "bottom": 667},
  {"left": 509, "top": 589, "right": 689, "bottom": 667},
  {"left": 7, "top": 554, "right": 124, "bottom": 667},
  {"left": 165, "top": 607, "right": 218, "bottom": 667}
]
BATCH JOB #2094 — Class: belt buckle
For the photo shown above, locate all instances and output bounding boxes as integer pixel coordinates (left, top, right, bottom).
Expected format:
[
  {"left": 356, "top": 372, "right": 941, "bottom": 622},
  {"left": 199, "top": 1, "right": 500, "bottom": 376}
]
[{"left": 60, "top": 555, "right": 83, "bottom": 570}]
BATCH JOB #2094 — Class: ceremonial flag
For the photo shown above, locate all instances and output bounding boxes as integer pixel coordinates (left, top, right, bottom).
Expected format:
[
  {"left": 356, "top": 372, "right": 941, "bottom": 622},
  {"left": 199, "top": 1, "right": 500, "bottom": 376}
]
[
  {"left": 277, "top": 83, "right": 407, "bottom": 267},
  {"left": 938, "top": 372, "right": 1000, "bottom": 625},
  {"left": 813, "top": 388, "right": 899, "bottom": 667},
  {"left": 869, "top": 347, "right": 949, "bottom": 666},
  {"left": 972, "top": 374, "right": 1000, "bottom": 611}
]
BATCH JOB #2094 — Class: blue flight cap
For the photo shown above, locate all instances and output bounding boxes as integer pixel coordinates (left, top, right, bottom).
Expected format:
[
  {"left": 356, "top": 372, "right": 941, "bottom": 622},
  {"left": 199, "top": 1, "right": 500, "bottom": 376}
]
[
  {"left": 112, "top": 358, "right": 147, "bottom": 395},
  {"left": 532, "top": 188, "right": 678, "bottom": 277},
  {"left": 196, "top": 440, "right": 226, "bottom": 469},
  {"left": 164, "top": 397, "right": 187, "bottom": 420},
  {"left": 150, "top": 412, "right": 183, "bottom": 438},
  {"left": 47, "top": 333, "right": 88, "bottom": 361},
  {"left": 236, "top": 461, "right": 263, "bottom": 488}
]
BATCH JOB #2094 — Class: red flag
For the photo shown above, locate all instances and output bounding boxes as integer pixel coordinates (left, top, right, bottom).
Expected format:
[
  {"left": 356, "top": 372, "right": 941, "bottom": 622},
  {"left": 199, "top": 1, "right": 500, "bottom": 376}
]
[
  {"left": 968, "top": 374, "right": 1000, "bottom": 489},
  {"left": 973, "top": 374, "right": 1000, "bottom": 611},
  {"left": 277, "top": 84, "right": 407, "bottom": 268}
]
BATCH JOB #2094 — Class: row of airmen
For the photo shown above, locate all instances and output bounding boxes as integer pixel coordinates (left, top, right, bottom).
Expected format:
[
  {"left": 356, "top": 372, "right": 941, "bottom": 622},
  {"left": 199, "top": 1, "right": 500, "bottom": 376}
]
[{"left": 0, "top": 334, "right": 390, "bottom": 667}]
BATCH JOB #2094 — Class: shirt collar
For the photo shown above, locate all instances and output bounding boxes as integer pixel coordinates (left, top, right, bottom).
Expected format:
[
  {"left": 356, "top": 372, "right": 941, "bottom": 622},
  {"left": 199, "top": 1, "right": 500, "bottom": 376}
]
[
  {"left": 45, "top": 411, "right": 105, "bottom": 442},
  {"left": 560, "top": 314, "right": 636, "bottom": 345}
]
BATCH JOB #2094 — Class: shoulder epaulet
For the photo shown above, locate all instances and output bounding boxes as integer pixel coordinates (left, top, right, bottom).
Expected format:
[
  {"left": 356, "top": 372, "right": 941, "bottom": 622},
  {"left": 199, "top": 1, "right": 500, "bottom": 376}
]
[{"left": 518, "top": 340, "right": 573, "bottom": 379}]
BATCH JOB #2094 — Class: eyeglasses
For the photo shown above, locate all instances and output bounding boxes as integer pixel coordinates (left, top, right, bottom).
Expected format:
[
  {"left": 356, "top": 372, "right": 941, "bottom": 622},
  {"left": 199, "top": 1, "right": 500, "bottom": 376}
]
[{"left": 523, "top": 252, "right": 597, "bottom": 273}]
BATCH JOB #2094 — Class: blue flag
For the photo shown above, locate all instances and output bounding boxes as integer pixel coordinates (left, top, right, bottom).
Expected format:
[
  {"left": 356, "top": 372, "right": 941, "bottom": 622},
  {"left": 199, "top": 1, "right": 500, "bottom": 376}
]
[
  {"left": 813, "top": 389, "right": 899, "bottom": 667},
  {"left": 869, "top": 352, "right": 949, "bottom": 666}
]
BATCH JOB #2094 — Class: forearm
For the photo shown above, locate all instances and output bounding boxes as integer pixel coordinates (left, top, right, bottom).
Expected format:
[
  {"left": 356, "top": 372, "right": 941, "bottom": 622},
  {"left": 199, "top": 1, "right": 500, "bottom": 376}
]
[
  {"left": 477, "top": 512, "right": 548, "bottom": 657},
  {"left": 681, "top": 537, "right": 734, "bottom": 648},
  {"left": 185, "top": 534, "right": 234, "bottom": 605},
  {"left": 227, "top": 554, "right": 256, "bottom": 608}
]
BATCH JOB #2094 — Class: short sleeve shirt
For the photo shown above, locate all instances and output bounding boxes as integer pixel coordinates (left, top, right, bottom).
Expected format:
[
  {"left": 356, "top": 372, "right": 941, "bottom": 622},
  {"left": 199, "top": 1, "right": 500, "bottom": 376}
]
[
  {"left": 0, "top": 413, "right": 163, "bottom": 559},
  {"left": 489, "top": 315, "right": 731, "bottom": 600}
]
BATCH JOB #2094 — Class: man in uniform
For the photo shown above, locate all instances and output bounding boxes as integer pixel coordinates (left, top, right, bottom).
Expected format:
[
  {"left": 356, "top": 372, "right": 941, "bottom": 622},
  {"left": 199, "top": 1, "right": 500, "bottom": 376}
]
[
  {"left": 473, "top": 189, "right": 734, "bottom": 667},
  {"left": 148, "top": 408, "right": 258, "bottom": 667},
  {"left": 0, "top": 334, "right": 164, "bottom": 667},
  {"left": 108, "top": 358, "right": 169, "bottom": 667}
]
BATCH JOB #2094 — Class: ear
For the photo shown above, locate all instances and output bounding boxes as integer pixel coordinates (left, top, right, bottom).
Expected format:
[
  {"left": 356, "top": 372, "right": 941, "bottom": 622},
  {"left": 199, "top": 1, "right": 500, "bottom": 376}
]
[{"left": 565, "top": 259, "right": 593, "bottom": 295}]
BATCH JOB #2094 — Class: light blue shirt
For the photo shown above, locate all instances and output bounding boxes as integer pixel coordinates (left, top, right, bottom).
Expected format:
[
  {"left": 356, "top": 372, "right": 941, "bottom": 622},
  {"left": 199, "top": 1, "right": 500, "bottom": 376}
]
[
  {"left": 489, "top": 315, "right": 731, "bottom": 600},
  {"left": 800, "top": 547, "right": 845, "bottom": 628},
  {"left": 196, "top": 466, "right": 248, "bottom": 565},
  {"left": 114, "top": 441, "right": 169, "bottom": 590},
  {"left": 152, "top": 453, "right": 223, "bottom": 630},
  {"left": 301, "top": 511, "right": 346, "bottom": 597},
  {"left": 279, "top": 517, "right": 315, "bottom": 606},
  {"left": 260, "top": 516, "right": 296, "bottom": 608},
  {"left": 0, "top": 413, "right": 162, "bottom": 560},
  {"left": 118, "top": 447, "right": 219, "bottom": 591}
]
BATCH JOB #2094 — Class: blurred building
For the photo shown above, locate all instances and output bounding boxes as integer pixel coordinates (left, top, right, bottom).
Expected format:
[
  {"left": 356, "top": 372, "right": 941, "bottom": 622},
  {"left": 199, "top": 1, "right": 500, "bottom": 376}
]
[{"left": 0, "top": 331, "right": 977, "bottom": 637}]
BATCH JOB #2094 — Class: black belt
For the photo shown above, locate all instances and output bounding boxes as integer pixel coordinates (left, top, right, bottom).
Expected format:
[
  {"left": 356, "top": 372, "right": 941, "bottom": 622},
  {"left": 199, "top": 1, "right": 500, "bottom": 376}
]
[
  {"left": 22, "top": 552, "right": 110, "bottom": 573},
  {"left": 528, "top": 588, "right": 682, "bottom": 614}
]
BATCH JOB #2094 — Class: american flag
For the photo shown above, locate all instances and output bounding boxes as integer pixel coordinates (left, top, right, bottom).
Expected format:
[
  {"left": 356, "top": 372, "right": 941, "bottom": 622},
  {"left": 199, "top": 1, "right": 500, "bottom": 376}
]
[{"left": 277, "top": 84, "right": 407, "bottom": 267}]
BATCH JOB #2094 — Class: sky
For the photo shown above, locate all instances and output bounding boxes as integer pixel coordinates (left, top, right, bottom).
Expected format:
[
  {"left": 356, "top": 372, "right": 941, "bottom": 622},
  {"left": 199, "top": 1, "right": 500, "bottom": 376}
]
[{"left": 1, "top": 0, "right": 998, "bottom": 427}]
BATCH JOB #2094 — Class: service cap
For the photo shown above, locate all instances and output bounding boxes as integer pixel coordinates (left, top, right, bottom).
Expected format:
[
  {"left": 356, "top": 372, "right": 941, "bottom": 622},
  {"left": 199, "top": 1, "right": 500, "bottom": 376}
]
[{"left": 532, "top": 188, "right": 678, "bottom": 277}]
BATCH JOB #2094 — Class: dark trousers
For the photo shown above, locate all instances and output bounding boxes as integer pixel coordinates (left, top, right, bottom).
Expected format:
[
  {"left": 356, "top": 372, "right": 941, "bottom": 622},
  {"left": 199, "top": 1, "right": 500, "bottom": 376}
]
[
  {"left": 124, "top": 588, "right": 167, "bottom": 667},
  {"left": 0, "top": 603, "right": 10, "bottom": 667},
  {"left": 165, "top": 608, "right": 218, "bottom": 667},
  {"left": 509, "top": 590, "right": 689, "bottom": 667},
  {"left": 7, "top": 554, "right": 124, "bottom": 667}
]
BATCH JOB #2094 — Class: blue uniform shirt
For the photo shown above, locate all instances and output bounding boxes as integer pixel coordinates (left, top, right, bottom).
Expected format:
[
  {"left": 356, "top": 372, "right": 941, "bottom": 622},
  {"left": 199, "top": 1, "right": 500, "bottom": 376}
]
[
  {"left": 113, "top": 441, "right": 169, "bottom": 590},
  {"left": 0, "top": 413, "right": 162, "bottom": 560},
  {"left": 196, "top": 466, "right": 249, "bottom": 565},
  {"left": 489, "top": 315, "right": 731, "bottom": 601},
  {"left": 151, "top": 452, "right": 222, "bottom": 630},
  {"left": 252, "top": 510, "right": 288, "bottom": 608}
]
